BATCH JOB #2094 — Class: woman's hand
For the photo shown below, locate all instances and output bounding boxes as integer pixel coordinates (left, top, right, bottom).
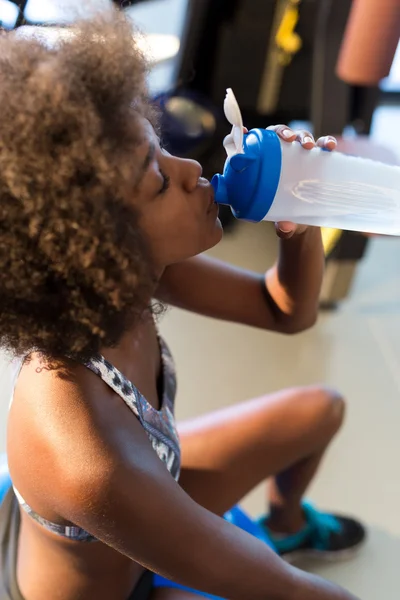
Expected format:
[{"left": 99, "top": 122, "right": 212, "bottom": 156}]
[{"left": 267, "top": 125, "right": 337, "bottom": 238}]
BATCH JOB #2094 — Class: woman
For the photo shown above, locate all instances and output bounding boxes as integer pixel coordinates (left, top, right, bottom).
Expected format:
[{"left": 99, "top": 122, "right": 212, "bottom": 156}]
[{"left": 0, "top": 11, "right": 364, "bottom": 600}]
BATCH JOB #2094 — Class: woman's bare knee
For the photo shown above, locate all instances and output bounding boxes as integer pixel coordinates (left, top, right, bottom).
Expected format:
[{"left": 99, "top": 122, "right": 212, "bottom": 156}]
[{"left": 305, "top": 385, "right": 346, "bottom": 439}]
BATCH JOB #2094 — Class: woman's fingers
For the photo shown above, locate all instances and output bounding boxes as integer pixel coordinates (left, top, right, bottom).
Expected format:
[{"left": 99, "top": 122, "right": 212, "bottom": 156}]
[
  {"left": 262, "top": 126, "right": 337, "bottom": 152},
  {"left": 316, "top": 135, "right": 337, "bottom": 151},
  {"left": 266, "top": 124, "right": 297, "bottom": 142},
  {"left": 295, "top": 130, "right": 315, "bottom": 148},
  {"left": 267, "top": 125, "right": 316, "bottom": 148}
]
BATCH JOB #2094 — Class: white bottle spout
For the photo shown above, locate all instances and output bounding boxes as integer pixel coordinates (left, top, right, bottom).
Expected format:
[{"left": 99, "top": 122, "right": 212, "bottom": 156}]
[{"left": 223, "top": 88, "right": 244, "bottom": 158}]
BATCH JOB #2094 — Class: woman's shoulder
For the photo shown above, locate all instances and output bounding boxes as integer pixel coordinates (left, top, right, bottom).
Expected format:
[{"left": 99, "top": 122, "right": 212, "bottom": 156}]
[
  {"left": 7, "top": 353, "right": 150, "bottom": 520},
  {"left": 10, "top": 353, "right": 111, "bottom": 427}
]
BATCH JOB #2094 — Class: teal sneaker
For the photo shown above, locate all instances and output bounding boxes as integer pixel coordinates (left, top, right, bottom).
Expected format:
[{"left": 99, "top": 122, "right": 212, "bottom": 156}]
[{"left": 257, "top": 501, "right": 366, "bottom": 562}]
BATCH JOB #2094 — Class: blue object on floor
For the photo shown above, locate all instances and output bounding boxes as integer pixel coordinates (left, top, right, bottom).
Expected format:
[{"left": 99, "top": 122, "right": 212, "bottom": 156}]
[
  {"left": 153, "top": 505, "right": 276, "bottom": 597},
  {"left": 224, "top": 505, "right": 276, "bottom": 550},
  {"left": 0, "top": 453, "right": 11, "bottom": 505}
]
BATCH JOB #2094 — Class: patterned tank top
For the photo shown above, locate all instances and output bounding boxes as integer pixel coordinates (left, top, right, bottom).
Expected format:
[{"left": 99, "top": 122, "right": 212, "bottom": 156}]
[{"left": 11, "top": 337, "right": 181, "bottom": 542}]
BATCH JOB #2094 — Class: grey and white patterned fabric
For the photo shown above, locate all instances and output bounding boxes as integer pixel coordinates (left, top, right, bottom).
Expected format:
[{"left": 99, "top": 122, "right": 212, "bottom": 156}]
[{"left": 13, "top": 337, "right": 181, "bottom": 543}]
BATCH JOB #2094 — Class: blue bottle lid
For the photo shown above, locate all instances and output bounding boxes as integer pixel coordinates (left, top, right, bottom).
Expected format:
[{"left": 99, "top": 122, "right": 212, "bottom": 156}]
[{"left": 211, "top": 129, "right": 282, "bottom": 222}]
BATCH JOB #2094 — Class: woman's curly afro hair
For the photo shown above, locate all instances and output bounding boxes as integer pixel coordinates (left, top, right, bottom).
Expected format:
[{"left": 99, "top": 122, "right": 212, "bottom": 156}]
[{"left": 0, "top": 10, "right": 158, "bottom": 361}]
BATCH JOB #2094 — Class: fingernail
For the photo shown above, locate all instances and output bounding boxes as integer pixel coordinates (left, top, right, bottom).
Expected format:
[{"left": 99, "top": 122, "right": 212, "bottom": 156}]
[
  {"left": 303, "top": 136, "right": 314, "bottom": 144},
  {"left": 327, "top": 136, "right": 336, "bottom": 144},
  {"left": 282, "top": 129, "right": 293, "bottom": 139}
]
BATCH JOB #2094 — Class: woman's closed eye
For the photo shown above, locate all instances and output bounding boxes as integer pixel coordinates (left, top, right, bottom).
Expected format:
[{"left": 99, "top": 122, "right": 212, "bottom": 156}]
[{"left": 158, "top": 169, "right": 170, "bottom": 195}]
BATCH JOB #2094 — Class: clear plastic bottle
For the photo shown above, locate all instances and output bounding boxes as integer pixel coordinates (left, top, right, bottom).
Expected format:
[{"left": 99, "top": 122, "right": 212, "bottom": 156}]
[{"left": 211, "top": 91, "right": 400, "bottom": 235}]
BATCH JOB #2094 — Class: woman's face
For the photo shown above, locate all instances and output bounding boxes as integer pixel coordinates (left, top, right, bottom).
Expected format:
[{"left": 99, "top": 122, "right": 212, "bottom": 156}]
[{"left": 129, "top": 121, "right": 223, "bottom": 270}]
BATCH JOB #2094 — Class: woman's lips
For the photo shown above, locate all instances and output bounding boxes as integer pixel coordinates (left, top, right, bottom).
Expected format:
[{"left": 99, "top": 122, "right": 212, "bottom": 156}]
[
  {"left": 198, "top": 178, "right": 217, "bottom": 214},
  {"left": 206, "top": 186, "right": 216, "bottom": 212}
]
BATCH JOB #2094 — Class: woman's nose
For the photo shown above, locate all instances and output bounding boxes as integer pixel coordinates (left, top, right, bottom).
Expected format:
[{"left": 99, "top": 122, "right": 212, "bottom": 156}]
[{"left": 182, "top": 158, "right": 203, "bottom": 193}]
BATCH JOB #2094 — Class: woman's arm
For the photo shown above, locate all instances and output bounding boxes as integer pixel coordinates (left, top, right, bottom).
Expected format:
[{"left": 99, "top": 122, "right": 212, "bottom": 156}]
[
  {"left": 10, "top": 367, "right": 357, "bottom": 600},
  {"left": 157, "top": 226, "right": 323, "bottom": 334},
  {"left": 157, "top": 128, "right": 335, "bottom": 334},
  {"left": 62, "top": 424, "right": 356, "bottom": 600},
  {"left": 43, "top": 394, "right": 356, "bottom": 600}
]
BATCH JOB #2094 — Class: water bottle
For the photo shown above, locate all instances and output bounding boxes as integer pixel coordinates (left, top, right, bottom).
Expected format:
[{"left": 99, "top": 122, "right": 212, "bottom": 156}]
[{"left": 211, "top": 90, "right": 400, "bottom": 235}]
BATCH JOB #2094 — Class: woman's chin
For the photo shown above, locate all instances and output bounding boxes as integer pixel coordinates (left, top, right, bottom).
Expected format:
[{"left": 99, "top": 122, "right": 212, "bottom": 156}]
[{"left": 208, "top": 218, "right": 224, "bottom": 248}]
